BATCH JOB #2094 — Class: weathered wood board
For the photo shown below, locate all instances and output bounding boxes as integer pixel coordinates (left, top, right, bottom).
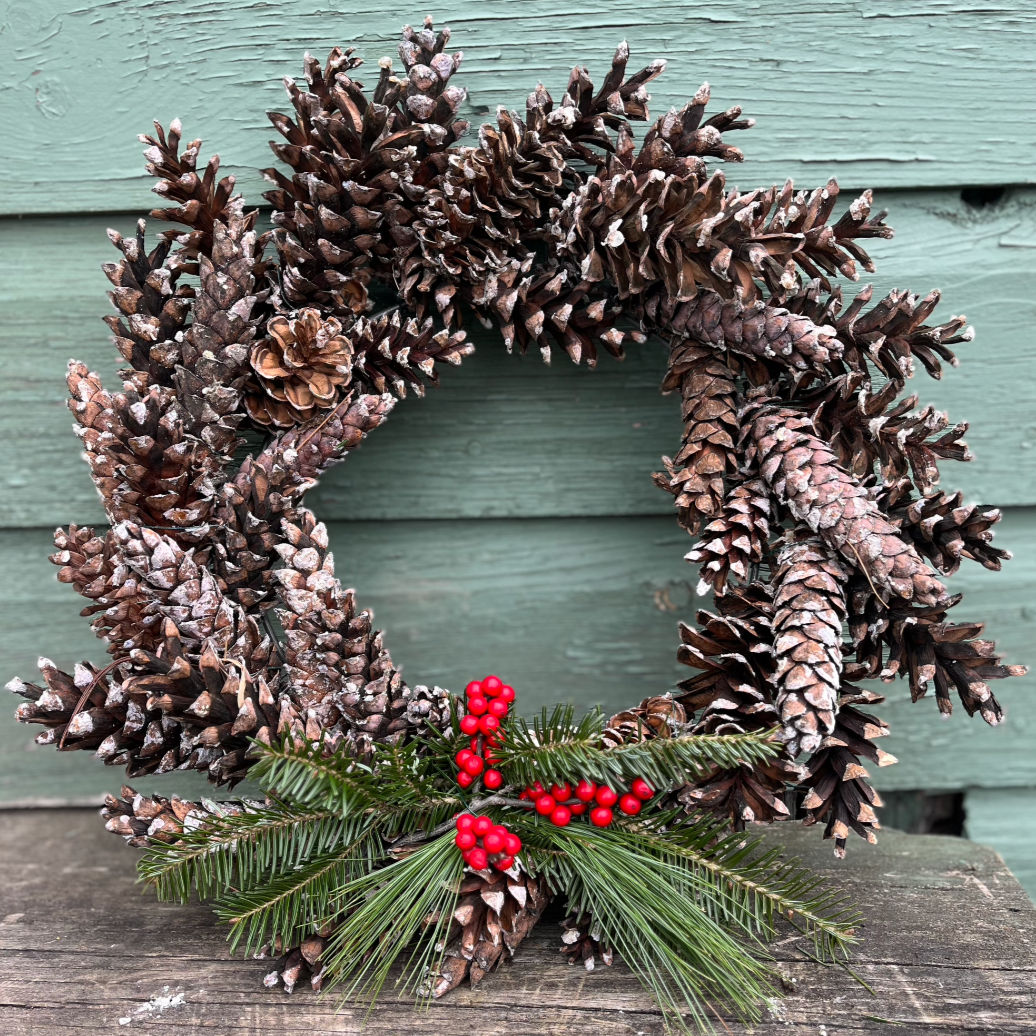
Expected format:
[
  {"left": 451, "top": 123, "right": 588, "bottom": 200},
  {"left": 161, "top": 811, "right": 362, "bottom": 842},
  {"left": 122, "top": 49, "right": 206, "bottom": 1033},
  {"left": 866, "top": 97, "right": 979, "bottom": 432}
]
[
  {"left": 1, "top": 809, "right": 1034, "bottom": 1034},
  {"left": 2, "top": 188, "right": 1034, "bottom": 527},
  {"left": 1, "top": 508, "right": 1032, "bottom": 803},
  {"left": 3, "top": 0, "right": 1036, "bottom": 216}
]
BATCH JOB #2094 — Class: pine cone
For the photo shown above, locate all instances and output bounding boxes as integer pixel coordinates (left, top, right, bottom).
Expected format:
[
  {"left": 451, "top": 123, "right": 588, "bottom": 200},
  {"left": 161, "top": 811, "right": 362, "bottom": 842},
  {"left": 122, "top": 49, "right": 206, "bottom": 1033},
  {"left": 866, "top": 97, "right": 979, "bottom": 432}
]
[
  {"left": 675, "top": 587, "right": 805, "bottom": 827},
  {"left": 770, "top": 537, "right": 849, "bottom": 757},
  {"left": 51, "top": 524, "right": 162, "bottom": 654},
  {"left": 101, "top": 220, "right": 193, "bottom": 385},
  {"left": 248, "top": 310, "right": 355, "bottom": 427},
  {"left": 850, "top": 582, "right": 1026, "bottom": 725},
  {"left": 141, "top": 120, "right": 253, "bottom": 270},
  {"left": 554, "top": 165, "right": 891, "bottom": 317},
  {"left": 882, "top": 488, "right": 1009, "bottom": 576},
  {"left": 214, "top": 393, "right": 396, "bottom": 608},
  {"left": 653, "top": 342, "right": 740, "bottom": 535},
  {"left": 425, "top": 865, "right": 550, "bottom": 996},
  {"left": 176, "top": 216, "right": 270, "bottom": 460},
  {"left": 66, "top": 362, "right": 221, "bottom": 530},
  {"left": 401, "top": 109, "right": 566, "bottom": 327},
  {"left": 525, "top": 41, "right": 668, "bottom": 168},
  {"left": 801, "top": 685, "right": 896, "bottom": 857},
  {"left": 559, "top": 912, "right": 613, "bottom": 969},
  {"left": 100, "top": 784, "right": 251, "bottom": 848},
  {"left": 747, "top": 406, "right": 950, "bottom": 607},
  {"left": 601, "top": 694, "right": 688, "bottom": 748},
  {"left": 805, "top": 373, "right": 971, "bottom": 494},
  {"left": 685, "top": 478, "right": 773, "bottom": 595},
  {"left": 272, "top": 506, "right": 451, "bottom": 758},
  {"left": 262, "top": 20, "right": 469, "bottom": 314},
  {"left": 10, "top": 611, "right": 277, "bottom": 784},
  {"left": 650, "top": 291, "right": 840, "bottom": 371}
]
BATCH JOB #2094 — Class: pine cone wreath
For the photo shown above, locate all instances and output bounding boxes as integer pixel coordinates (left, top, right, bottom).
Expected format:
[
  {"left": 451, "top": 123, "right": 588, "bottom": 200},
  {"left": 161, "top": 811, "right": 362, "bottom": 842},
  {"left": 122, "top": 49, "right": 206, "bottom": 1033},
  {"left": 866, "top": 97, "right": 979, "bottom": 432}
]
[{"left": 9, "top": 14, "right": 1028, "bottom": 1024}]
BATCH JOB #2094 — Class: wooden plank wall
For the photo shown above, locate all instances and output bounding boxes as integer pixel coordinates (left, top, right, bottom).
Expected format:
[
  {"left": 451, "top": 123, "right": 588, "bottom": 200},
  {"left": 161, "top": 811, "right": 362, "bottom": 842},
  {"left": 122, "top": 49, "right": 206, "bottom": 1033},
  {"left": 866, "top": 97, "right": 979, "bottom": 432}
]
[{"left": 2, "top": 0, "right": 1035, "bottom": 883}]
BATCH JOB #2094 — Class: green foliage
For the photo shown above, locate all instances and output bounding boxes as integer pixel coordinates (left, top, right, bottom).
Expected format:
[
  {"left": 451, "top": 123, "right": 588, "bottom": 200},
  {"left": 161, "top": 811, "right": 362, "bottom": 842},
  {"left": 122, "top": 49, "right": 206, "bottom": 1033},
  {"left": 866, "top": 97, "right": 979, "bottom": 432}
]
[
  {"left": 138, "top": 800, "right": 363, "bottom": 904},
  {"left": 318, "top": 833, "right": 464, "bottom": 1008},
  {"left": 138, "top": 711, "right": 859, "bottom": 1034},
  {"left": 495, "top": 703, "right": 779, "bottom": 791},
  {"left": 510, "top": 815, "right": 858, "bottom": 1031}
]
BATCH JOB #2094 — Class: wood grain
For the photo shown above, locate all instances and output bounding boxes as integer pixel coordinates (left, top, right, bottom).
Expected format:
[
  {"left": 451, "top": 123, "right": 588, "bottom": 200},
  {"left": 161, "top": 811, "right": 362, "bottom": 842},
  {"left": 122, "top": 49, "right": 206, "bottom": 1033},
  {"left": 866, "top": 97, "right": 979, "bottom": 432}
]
[
  {"left": 2, "top": 509, "right": 1033, "bottom": 803},
  {"left": 2, "top": 188, "right": 1034, "bottom": 527},
  {"left": 1, "top": 809, "right": 1034, "bottom": 1034},
  {"left": 3, "top": 0, "right": 1036, "bottom": 216}
]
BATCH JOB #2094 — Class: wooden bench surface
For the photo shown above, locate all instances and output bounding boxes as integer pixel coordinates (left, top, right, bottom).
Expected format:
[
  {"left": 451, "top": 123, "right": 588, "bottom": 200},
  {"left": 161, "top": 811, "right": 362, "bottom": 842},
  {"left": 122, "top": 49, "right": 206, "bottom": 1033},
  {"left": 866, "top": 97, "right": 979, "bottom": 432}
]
[{"left": 1, "top": 809, "right": 1034, "bottom": 1034}]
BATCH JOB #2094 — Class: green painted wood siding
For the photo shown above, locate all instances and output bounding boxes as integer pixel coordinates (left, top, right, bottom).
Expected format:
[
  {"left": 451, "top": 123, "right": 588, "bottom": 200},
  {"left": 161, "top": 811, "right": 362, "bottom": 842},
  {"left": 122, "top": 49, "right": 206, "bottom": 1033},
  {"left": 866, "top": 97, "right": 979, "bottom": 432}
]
[
  {"left": 3, "top": 1, "right": 1036, "bottom": 214},
  {"left": 1, "top": 2, "right": 1035, "bottom": 822}
]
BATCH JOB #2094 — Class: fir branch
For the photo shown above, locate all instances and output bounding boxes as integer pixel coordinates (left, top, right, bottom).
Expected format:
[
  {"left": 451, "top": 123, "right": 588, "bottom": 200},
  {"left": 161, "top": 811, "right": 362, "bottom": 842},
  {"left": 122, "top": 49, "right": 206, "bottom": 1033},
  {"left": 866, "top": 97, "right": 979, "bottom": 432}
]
[
  {"left": 250, "top": 736, "right": 462, "bottom": 835},
  {"left": 496, "top": 704, "right": 779, "bottom": 790},
  {"left": 219, "top": 828, "right": 381, "bottom": 956},
  {"left": 138, "top": 801, "right": 358, "bottom": 904}
]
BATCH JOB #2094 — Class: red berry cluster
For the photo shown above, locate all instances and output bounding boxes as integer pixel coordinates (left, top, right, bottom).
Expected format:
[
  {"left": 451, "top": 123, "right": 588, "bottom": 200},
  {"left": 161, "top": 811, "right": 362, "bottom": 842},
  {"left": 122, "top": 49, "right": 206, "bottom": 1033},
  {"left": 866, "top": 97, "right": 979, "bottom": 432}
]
[
  {"left": 454, "top": 675, "right": 513, "bottom": 791},
  {"left": 519, "top": 777, "right": 655, "bottom": 828},
  {"left": 455, "top": 813, "right": 522, "bottom": 872}
]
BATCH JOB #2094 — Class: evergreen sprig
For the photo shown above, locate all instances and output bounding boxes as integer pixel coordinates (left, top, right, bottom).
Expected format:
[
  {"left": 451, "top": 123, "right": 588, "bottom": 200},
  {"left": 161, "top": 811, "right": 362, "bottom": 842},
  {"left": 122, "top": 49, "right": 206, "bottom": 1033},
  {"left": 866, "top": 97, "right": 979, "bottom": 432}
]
[
  {"left": 496, "top": 703, "right": 779, "bottom": 790},
  {"left": 137, "top": 705, "right": 858, "bottom": 1034}
]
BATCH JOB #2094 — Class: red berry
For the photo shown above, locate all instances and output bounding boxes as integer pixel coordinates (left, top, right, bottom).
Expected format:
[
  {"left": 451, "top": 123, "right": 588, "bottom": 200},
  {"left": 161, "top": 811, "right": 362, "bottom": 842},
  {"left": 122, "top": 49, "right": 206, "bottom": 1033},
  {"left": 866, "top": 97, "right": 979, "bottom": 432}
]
[
  {"left": 535, "top": 794, "right": 557, "bottom": 816},
  {"left": 455, "top": 813, "right": 475, "bottom": 832},
  {"left": 478, "top": 715, "right": 500, "bottom": 736},
  {"left": 550, "top": 805, "right": 572, "bottom": 827},
  {"left": 483, "top": 769, "right": 503, "bottom": 790},
  {"left": 499, "top": 685, "right": 515, "bottom": 703},
  {"left": 549, "top": 782, "right": 572, "bottom": 802},
  {"left": 459, "top": 714, "right": 479, "bottom": 735},
  {"left": 455, "top": 830, "right": 476, "bottom": 851},
  {"left": 483, "top": 748, "right": 500, "bottom": 763},
  {"left": 457, "top": 771, "right": 475, "bottom": 788},
  {"left": 456, "top": 748, "right": 474, "bottom": 767},
  {"left": 503, "top": 833, "right": 522, "bottom": 855},
  {"left": 569, "top": 802, "right": 587, "bottom": 816},
  {"left": 462, "top": 755, "right": 485, "bottom": 777},
  {"left": 467, "top": 847, "right": 488, "bottom": 870},
  {"left": 529, "top": 781, "right": 545, "bottom": 796},
  {"left": 594, "top": 786, "right": 618, "bottom": 808},
  {"left": 472, "top": 816, "right": 493, "bottom": 837},
  {"left": 487, "top": 699, "right": 509, "bottom": 719},
  {"left": 493, "top": 825, "right": 508, "bottom": 837},
  {"left": 574, "top": 779, "right": 597, "bottom": 802},
  {"left": 519, "top": 790, "right": 530, "bottom": 801},
  {"left": 493, "top": 854, "right": 514, "bottom": 871},
  {"left": 483, "top": 831, "right": 505, "bottom": 854},
  {"left": 467, "top": 696, "right": 488, "bottom": 716},
  {"left": 482, "top": 675, "right": 504, "bottom": 696},
  {"left": 470, "top": 737, "right": 481, "bottom": 751},
  {"left": 590, "top": 806, "right": 614, "bottom": 827},
  {"left": 631, "top": 778, "right": 655, "bottom": 801},
  {"left": 618, "top": 793, "right": 642, "bottom": 816},
  {"left": 465, "top": 681, "right": 483, "bottom": 698}
]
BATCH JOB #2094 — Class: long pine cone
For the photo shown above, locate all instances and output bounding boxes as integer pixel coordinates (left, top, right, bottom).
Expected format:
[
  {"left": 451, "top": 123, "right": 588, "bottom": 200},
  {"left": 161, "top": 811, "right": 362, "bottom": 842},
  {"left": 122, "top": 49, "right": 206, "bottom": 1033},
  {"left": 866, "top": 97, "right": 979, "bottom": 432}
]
[{"left": 770, "top": 537, "right": 849, "bottom": 757}]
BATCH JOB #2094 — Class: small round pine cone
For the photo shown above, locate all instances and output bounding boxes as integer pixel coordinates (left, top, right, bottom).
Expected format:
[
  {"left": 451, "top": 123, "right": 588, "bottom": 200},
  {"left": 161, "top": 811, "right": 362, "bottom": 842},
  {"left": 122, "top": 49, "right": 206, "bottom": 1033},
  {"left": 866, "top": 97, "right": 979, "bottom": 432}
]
[{"left": 246, "top": 310, "right": 354, "bottom": 427}]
